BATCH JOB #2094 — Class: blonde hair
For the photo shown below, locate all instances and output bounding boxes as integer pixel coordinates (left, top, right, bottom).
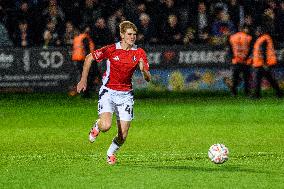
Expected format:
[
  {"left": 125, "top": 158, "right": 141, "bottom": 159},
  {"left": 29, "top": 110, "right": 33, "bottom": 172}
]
[{"left": 119, "top": 21, "right": 138, "bottom": 34}]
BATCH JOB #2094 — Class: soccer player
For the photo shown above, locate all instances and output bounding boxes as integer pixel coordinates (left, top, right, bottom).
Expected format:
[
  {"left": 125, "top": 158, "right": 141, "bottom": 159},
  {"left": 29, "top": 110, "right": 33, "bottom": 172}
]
[{"left": 77, "top": 21, "right": 151, "bottom": 165}]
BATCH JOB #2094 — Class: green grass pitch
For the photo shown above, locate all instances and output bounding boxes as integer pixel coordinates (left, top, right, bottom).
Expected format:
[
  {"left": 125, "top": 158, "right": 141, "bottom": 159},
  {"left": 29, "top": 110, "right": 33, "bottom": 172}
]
[{"left": 0, "top": 92, "right": 283, "bottom": 188}]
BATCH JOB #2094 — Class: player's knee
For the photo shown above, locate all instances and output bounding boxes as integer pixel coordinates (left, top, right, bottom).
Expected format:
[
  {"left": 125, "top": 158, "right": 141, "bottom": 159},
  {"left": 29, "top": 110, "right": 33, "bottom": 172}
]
[{"left": 99, "top": 119, "right": 112, "bottom": 132}]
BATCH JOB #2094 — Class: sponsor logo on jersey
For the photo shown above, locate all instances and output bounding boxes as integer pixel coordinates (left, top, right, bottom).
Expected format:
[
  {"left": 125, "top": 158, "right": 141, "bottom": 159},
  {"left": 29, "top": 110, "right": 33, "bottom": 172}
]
[{"left": 113, "top": 56, "right": 119, "bottom": 61}]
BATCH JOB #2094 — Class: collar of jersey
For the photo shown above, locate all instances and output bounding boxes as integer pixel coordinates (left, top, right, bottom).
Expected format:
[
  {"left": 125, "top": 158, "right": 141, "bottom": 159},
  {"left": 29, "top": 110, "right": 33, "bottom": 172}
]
[{"left": 115, "top": 42, "right": 137, "bottom": 50}]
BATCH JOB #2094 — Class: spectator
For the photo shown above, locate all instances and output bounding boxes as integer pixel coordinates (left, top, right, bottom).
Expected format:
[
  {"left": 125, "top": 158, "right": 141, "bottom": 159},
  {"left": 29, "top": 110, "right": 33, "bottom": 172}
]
[
  {"left": 42, "top": 19, "right": 61, "bottom": 48},
  {"left": 211, "top": 10, "right": 236, "bottom": 45},
  {"left": 227, "top": 0, "right": 244, "bottom": 28},
  {"left": 143, "top": 0, "right": 162, "bottom": 30},
  {"left": 11, "top": 0, "right": 40, "bottom": 45},
  {"left": 62, "top": 21, "right": 78, "bottom": 47},
  {"left": 0, "top": 3, "right": 10, "bottom": 32},
  {"left": 175, "top": 0, "right": 196, "bottom": 31},
  {"left": 13, "top": 20, "right": 33, "bottom": 47},
  {"left": 267, "top": 0, "right": 277, "bottom": 11},
  {"left": 92, "top": 17, "right": 114, "bottom": 47},
  {"left": 20, "top": 1, "right": 47, "bottom": 45},
  {"left": 243, "top": 14, "right": 255, "bottom": 35},
  {"left": 13, "top": 1, "right": 33, "bottom": 22},
  {"left": 0, "top": 21, "right": 13, "bottom": 47},
  {"left": 81, "top": 0, "right": 103, "bottom": 29},
  {"left": 14, "top": 0, "right": 42, "bottom": 9},
  {"left": 107, "top": 7, "right": 125, "bottom": 41},
  {"left": 161, "top": 0, "right": 178, "bottom": 16},
  {"left": 136, "top": 13, "right": 158, "bottom": 45},
  {"left": 161, "top": 14, "right": 183, "bottom": 45},
  {"left": 137, "top": 2, "right": 146, "bottom": 15},
  {"left": 42, "top": 0, "right": 65, "bottom": 36},
  {"left": 210, "top": 0, "right": 228, "bottom": 14},
  {"left": 0, "top": 4, "right": 7, "bottom": 22},
  {"left": 122, "top": 0, "right": 139, "bottom": 25},
  {"left": 183, "top": 27, "right": 195, "bottom": 45},
  {"left": 195, "top": 2, "right": 210, "bottom": 35},
  {"left": 61, "top": 0, "right": 82, "bottom": 27},
  {"left": 184, "top": 2, "right": 210, "bottom": 45},
  {"left": 42, "top": 0, "right": 65, "bottom": 20},
  {"left": 262, "top": 7, "right": 276, "bottom": 38},
  {"left": 158, "top": 0, "right": 179, "bottom": 31},
  {"left": 184, "top": 25, "right": 210, "bottom": 45}
]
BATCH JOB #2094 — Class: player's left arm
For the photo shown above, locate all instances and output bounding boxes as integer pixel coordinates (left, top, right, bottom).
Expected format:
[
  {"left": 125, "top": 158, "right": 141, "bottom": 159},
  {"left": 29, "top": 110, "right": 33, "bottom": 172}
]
[
  {"left": 138, "top": 49, "right": 151, "bottom": 82},
  {"left": 139, "top": 59, "right": 151, "bottom": 82}
]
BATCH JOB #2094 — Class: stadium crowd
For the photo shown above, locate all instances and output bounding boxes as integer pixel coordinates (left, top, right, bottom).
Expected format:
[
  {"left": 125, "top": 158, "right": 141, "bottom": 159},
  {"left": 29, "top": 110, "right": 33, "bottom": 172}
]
[{"left": 0, "top": 0, "right": 284, "bottom": 48}]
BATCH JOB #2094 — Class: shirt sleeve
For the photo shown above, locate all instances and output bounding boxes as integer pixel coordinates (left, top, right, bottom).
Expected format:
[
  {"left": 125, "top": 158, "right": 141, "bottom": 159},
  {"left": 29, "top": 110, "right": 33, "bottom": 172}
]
[
  {"left": 139, "top": 48, "right": 150, "bottom": 71},
  {"left": 91, "top": 45, "right": 111, "bottom": 62}
]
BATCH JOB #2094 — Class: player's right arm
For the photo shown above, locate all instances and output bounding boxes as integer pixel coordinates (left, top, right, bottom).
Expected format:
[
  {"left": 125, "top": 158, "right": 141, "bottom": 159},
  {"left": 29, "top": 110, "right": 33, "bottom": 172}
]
[
  {"left": 77, "top": 45, "right": 112, "bottom": 93},
  {"left": 77, "top": 53, "right": 94, "bottom": 93}
]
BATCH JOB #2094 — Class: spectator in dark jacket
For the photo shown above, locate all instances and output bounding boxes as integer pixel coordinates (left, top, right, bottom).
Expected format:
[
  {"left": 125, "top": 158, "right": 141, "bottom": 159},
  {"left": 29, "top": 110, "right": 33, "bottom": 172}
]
[
  {"left": 81, "top": 0, "right": 103, "bottom": 29},
  {"left": 13, "top": 20, "right": 33, "bottom": 47},
  {"left": 137, "top": 13, "right": 158, "bottom": 45},
  {"left": 161, "top": 14, "right": 183, "bottom": 45},
  {"left": 92, "top": 17, "right": 114, "bottom": 47},
  {"left": 0, "top": 22, "right": 13, "bottom": 47}
]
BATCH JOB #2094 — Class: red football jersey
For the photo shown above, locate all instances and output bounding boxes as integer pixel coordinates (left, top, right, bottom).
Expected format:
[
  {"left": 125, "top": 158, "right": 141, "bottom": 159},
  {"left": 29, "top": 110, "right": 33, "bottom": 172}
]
[{"left": 92, "top": 42, "right": 149, "bottom": 91}]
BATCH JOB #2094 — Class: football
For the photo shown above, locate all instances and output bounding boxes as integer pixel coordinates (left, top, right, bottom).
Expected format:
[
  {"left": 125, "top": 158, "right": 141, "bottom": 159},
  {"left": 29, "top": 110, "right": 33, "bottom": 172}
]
[{"left": 208, "top": 143, "right": 229, "bottom": 164}]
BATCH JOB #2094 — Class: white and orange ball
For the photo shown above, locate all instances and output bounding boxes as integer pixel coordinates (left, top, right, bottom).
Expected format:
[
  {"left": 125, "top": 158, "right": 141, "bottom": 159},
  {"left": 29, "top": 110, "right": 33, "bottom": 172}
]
[{"left": 208, "top": 143, "right": 229, "bottom": 164}]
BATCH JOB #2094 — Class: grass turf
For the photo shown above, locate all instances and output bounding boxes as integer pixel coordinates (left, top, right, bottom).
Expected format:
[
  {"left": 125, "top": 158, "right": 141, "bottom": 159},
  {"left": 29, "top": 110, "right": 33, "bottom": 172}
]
[{"left": 0, "top": 92, "right": 283, "bottom": 188}]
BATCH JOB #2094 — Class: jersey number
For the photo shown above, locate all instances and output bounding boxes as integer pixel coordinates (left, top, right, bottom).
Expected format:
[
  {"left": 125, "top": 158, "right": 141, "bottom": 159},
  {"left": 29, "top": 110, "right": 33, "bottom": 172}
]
[{"left": 125, "top": 105, "right": 133, "bottom": 116}]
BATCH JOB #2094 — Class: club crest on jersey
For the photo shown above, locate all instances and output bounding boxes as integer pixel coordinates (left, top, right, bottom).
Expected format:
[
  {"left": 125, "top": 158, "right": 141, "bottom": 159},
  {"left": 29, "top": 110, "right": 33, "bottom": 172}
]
[
  {"left": 113, "top": 56, "right": 119, "bottom": 61},
  {"left": 94, "top": 51, "right": 103, "bottom": 59},
  {"left": 132, "top": 56, "right": 137, "bottom": 62}
]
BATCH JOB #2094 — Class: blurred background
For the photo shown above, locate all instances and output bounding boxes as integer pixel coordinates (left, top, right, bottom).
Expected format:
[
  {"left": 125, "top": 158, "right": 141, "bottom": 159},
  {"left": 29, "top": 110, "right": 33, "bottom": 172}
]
[{"left": 0, "top": 0, "right": 283, "bottom": 94}]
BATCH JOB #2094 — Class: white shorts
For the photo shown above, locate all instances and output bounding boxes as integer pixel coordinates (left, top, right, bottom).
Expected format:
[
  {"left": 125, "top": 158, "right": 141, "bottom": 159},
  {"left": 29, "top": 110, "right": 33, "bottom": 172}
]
[{"left": 98, "top": 86, "right": 134, "bottom": 121}]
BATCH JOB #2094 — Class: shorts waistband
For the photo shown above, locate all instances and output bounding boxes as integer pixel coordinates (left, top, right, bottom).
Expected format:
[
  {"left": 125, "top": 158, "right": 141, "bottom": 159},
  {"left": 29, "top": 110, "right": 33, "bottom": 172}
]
[{"left": 101, "top": 86, "right": 133, "bottom": 95}]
